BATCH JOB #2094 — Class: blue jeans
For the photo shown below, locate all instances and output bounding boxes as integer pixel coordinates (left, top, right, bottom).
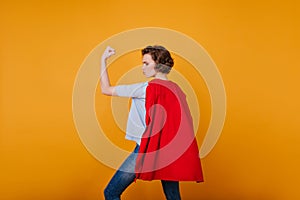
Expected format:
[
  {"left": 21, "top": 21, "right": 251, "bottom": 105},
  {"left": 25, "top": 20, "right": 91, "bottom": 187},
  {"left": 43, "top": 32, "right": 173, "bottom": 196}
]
[{"left": 104, "top": 144, "right": 181, "bottom": 200}]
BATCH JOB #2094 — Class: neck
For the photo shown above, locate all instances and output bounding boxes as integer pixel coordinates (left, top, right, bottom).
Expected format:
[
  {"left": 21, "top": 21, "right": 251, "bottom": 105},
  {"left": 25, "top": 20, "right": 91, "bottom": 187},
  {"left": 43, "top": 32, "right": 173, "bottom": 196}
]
[{"left": 154, "top": 72, "right": 168, "bottom": 80}]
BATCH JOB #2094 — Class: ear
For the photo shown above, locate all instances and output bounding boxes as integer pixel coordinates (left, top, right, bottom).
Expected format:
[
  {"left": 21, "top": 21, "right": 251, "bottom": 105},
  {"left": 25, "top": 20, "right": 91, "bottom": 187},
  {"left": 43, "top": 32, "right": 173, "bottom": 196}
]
[{"left": 154, "top": 63, "right": 162, "bottom": 71}]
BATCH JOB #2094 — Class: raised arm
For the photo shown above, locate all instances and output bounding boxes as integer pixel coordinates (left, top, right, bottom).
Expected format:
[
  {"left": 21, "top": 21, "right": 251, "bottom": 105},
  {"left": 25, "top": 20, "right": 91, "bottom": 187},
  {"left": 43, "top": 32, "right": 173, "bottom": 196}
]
[{"left": 100, "top": 46, "right": 117, "bottom": 96}]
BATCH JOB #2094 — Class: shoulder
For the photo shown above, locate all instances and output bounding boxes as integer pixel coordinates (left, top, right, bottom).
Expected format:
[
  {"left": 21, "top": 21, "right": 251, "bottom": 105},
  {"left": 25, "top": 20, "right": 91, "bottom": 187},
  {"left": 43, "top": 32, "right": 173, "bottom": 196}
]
[
  {"left": 148, "top": 79, "right": 186, "bottom": 98},
  {"left": 148, "top": 79, "right": 181, "bottom": 91}
]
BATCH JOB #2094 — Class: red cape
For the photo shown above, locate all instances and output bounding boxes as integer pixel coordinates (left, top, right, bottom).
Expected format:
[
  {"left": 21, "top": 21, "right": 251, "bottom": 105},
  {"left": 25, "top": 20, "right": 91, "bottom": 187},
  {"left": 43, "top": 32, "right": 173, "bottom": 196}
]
[{"left": 135, "top": 79, "right": 204, "bottom": 182}]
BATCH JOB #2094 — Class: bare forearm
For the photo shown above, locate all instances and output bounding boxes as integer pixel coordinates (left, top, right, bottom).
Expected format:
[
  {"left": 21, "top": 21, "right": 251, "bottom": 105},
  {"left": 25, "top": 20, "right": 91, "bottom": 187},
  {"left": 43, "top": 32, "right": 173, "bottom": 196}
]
[
  {"left": 100, "top": 58, "right": 111, "bottom": 93},
  {"left": 100, "top": 47, "right": 116, "bottom": 96}
]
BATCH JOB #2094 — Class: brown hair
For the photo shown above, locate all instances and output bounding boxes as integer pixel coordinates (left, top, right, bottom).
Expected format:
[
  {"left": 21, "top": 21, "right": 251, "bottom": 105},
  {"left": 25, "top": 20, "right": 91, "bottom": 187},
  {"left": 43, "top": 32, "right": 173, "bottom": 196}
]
[{"left": 141, "top": 45, "right": 174, "bottom": 74}]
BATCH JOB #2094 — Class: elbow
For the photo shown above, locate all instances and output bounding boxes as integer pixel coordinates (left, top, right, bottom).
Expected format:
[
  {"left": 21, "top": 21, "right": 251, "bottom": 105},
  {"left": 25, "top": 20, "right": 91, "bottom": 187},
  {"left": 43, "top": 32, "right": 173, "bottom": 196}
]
[
  {"left": 101, "top": 87, "right": 113, "bottom": 96},
  {"left": 102, "top": 91, "right": 111, "bottom": 96},
  {"left": 101, "top": 89, "right": 111, "bottom": 96}
]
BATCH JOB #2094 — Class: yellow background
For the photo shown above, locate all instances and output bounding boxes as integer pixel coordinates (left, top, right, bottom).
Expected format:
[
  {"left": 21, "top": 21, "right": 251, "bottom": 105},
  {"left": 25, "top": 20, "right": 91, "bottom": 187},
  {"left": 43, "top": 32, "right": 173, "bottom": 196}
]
[{"left": 1, "top": 0, "right": 300, "bottom": 199}]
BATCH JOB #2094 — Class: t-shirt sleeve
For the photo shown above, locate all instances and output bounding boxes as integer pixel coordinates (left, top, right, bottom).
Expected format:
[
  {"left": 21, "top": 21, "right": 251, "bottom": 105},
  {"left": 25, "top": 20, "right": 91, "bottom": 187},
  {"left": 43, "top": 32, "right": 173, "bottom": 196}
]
[{"left": 115, "top": 82, "right": 148, "bottom": 98}]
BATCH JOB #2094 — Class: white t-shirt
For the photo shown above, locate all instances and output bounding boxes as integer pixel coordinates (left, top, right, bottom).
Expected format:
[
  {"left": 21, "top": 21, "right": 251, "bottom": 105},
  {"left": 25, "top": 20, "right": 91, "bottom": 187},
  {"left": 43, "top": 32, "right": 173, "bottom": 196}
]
[{"left": 115, "top": 82, "right": 148, "bottom": 144}]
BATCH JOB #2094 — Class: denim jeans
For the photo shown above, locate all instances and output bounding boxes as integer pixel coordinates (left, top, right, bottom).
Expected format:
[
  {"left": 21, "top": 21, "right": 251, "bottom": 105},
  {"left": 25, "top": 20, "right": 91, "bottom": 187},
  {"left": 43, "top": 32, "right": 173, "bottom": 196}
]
[{"left": 104, "top": 144, "right": 181, "bottom": 200}]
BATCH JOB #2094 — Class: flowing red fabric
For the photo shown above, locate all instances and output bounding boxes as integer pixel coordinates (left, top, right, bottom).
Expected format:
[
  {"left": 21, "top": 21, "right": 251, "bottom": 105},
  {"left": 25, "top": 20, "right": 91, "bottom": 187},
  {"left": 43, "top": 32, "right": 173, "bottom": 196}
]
[{"left": 135, "top": 79, "right": 204, "bottom": 182}]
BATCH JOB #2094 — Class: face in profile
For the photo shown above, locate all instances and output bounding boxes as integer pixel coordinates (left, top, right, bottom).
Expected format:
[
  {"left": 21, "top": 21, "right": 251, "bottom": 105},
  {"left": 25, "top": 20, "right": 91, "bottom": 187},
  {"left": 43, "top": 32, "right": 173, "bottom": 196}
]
[{"left": 142, "top": 54, "right": 157, "bottom": 78}]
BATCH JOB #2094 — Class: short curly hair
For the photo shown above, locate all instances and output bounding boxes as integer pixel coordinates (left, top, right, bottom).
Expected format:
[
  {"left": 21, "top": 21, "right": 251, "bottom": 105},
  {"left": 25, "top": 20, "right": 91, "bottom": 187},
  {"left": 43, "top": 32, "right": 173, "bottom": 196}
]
[{"left": 141, "top": 45, "right": 174, "bottom": 74}]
